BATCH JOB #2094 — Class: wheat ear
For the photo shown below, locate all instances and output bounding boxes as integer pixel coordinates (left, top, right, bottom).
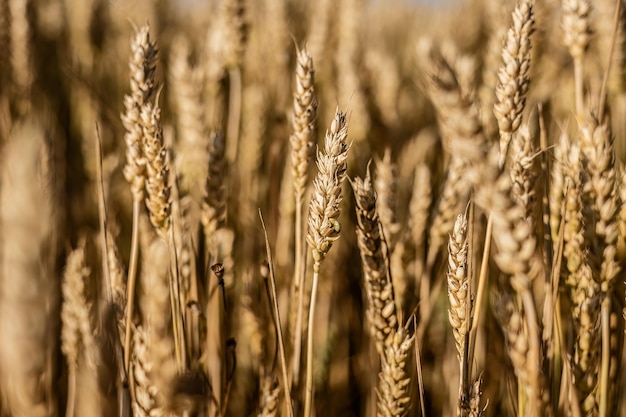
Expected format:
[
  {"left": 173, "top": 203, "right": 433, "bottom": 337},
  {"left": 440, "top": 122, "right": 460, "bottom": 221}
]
[
  {"left": 409, "top": 163, "right": 431, "bottom": 290},
  {"left": 201, "top": 131, "right": 228, "bottom": 246},
  {"left": 446, "top": 211, "right": 478, "bottom": 417},
  {"left": 550, "top": 132, "right": 569, "bottom": 244},
  {"left": 131, "top": 325, "right": 162, "bottom": 417},
  {"left": 169, "top": 35, "right": 209, "bottom": 200},
  {"left": 509, "top": 125, "right": 537, "bottom": 222},
  {"left": 578, "top": 115, "right": 620, "bottom": 417},
  {"left": 121, "top": 24, "right": 158, "bottom": 374},
  {"left": 493, "top": 0, "right": 535, "bottom": 166},
  {"left": 142, "top": 101, "right": 171, "bottom": 236},
  {"left": 467, "top": 376, "right": 487, "bottom": 417},
  {"left": 352, "top": 169, "right": 398, "bottom": 356},
  {"left": 304, "top": 109, "right": 350, "bottom": 417},
  {"left": 290, "top": 44, "right": 317, "bottom": 389},
  {"left": 578, "top": 115, "right": 620, "bottom": 292},
  {"left": 376, "top": 327, "right": 414, "bottom": 417},
  {"left": 560, "top": 141, "right": 601, "bottom": 413},
  {"left": 61, "top": 246, "right": 96, "bottom": 417},
  {"left": 258, "top": 377, "right": 281, "bottom": 417},
  {"left": 422, "top": 43, "right": 484, "bottom": 161},
  {"left": 374, "top": 149, "right": 401, "bottom": 251},
  {"left": 493, "top": 291, "right": 547, "bottom": 417},
  {"left": 139, "top": 238, "right": 177, "bottom": 411},
  {"left": 447, "top": 213, "right": 470, "bottom": 362}
]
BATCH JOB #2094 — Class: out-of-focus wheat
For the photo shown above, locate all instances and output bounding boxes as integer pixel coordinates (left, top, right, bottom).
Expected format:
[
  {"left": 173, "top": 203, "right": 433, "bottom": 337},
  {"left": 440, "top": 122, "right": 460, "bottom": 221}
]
[
  {"left": 375, "top": 149, "right": 401, "bottom": 251},
  {"left": 352, "top": 170, "right": 398, "bottom": 355},
  {"left": 0, "top": 120, "right": 54, "bottom": 417}
]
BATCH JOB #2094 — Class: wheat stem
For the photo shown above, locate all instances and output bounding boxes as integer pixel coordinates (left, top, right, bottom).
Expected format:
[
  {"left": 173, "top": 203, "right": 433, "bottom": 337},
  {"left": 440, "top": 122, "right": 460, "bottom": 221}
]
[
  {"left": 66, "top": 365, "right": 76, "bottom": 417},
  {"left": 521, "top": 289, "right": 545, "bottom": 417},
  {"left": 167, "top": 227, "right": 185, "bottom": 372},
  {"left": 599, "top": 297, "right": 611, "bottom": 417},
  {"left": 468, "top": 215, "right": 492, "bottom": 365},
  {"left": 562, "top": 0, "right": 591, "bottom": 115},
  {"left": 303, "top": 261, "right": 320, "bottom": 417},
  {"left": 260, "top": 211, "right": 294, "bottom": 417},
  {"left": 292, "top": 209, "right": 306, "bottom": 387},
  {"left": 291, "top": 44, "right": 317, "bottom": 389},
  {"left": 598, "top": 0, "right": 622, "bottom": 120},
  {"left": 574, "top": 58, "right": 585, "bottom": 115},
  {"left": 124, "top": 200, "right": 141, "bottom": 373}
]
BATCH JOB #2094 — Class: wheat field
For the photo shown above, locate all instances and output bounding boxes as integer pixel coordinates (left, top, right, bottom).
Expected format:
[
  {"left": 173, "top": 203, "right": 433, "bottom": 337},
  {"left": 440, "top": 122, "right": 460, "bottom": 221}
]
[{"left": 1, "top": 0, "right": 626, "bottom": 416}]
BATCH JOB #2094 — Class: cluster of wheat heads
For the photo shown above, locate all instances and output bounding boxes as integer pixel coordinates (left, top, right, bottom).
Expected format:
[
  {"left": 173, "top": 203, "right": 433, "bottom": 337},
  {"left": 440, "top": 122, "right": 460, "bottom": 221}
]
[{"left": 4, "top": 0, "right": 626, "bottom": 416}]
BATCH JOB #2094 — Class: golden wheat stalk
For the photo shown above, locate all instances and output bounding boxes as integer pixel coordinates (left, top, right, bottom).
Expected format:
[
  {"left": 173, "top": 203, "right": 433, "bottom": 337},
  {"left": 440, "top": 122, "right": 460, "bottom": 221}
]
[
  {"left": 290, "top": 44, "right": 318, "bottom": 389},
  {"left": 304, "top": 109, "right": 350, "bottom": 417},
  {"left": 121, "top": 24, "right": 159, "bottom": 374}
]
